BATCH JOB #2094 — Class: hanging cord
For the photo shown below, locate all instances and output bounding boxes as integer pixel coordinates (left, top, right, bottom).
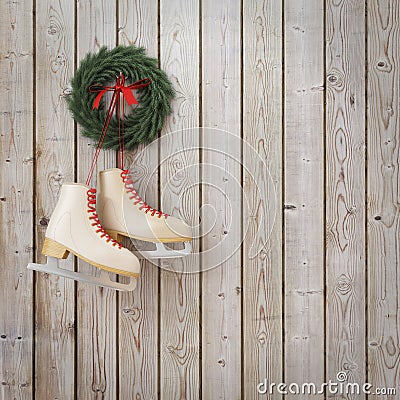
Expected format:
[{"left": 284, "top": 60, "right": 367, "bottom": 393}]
[
  {"left": 117, "top": 74, "right": 125, "bottom": 170},
  {"left": 119, "top": 86, "right": 125, "bottom": 169},
  {"left": 86, "top": 74, "right": 151, "bottom": 186},
  {"left": 85, "top": 89, "right": 118, "bottom": 186}
]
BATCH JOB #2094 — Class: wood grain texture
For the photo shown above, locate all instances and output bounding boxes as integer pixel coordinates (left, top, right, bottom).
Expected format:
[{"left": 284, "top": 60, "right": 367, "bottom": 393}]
[
  {"left": 118, "top": 0, "right": 159, "bottom": 398},
  {"left": 76, "top": 1, "right": 117, "bottom": 398},
  {"left": 160, "top": 0, "right": 200, "bottom": 398},
  {"left": 34, "top": 0, "right": 76, "bottom": 398},
  {"left": 284, "top": 0, "right": 324, "bottom": 395},
  {"left": 201, "top": 0, "right": 242, "bottom": 398},
  {"left": 367, "top": 1, "right": 400, "bottom": 398},
  {"left": 325, "top": 0, "right": 366, "bottom": 395},
  {"left": 0, "top": 0, "right": 34, "bottom": 398},
  {"left": 3, "top": 2, "right": 400, "bottom": 398},
  {"left": 242, "top": 0, "right": 283, "bottom": 399}
]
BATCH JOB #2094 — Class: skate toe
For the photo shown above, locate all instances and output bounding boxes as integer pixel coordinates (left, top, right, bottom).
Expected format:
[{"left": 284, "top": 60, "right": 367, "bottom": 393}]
[
  {"left": 116, "top": 248, "right": 141, "bottom": 276},
  {"left": 164, "top": 216, "right": 192, "bottom": 240}
]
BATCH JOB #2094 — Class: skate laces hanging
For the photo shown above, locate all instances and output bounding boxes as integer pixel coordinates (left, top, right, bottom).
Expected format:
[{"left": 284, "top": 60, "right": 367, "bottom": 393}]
[
  {"left": 86, "top": 74, "right": 152, "bottom": 186},
  {"left": 84, "top": 73, "right": 152, "bottom": 244},
  {"left": 87, "top": 188, "right": 122, "bottom": 248},
  {"left": 121, "top": 170, "right": 169, "bottom": 218}
]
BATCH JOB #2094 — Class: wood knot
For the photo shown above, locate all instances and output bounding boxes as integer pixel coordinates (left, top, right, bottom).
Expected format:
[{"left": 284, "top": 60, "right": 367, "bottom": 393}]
[
  {"left": 257, "top": 332, "right": 267, "bottom": 345},
  {"left": 55, "top": 54, "right": 65, "bottom": 64},
  {"left": 39, "top": 217, "right": 49, "bottom": 226},
  {"left": 335, "top": 274, "right": 352, "bottom": 296},
  {"left": 166, "top": 345, "right": 175, "bottom": 353},
  {"left": 385, "top": 336, "right": 396, "bottom": 356},
  {"left": 23, "top": 157, "right": 34, "bottom": 164},
  {"left": 51, "top": 54, "right": 66, "bottom": 72},
  {"left": 217, "top": 359, "right": 226, "bottom": 367},
  {"left": 343, "top": 362, "right": 358, "bottom": 371},
  {"left": 47, "top": 25, "right": 58, "bottom": 35},
  {"left": 63, "top": 87, "right": 72, "bottom": 95},
  {"left": 327, "top": 71, "right": 343, "bottom": 87},
  {"left": 122, "top": 308, "right": 141, "bottom": 322},
  {"left": 327, "top": 74, "right": 338, "bottom": 83}
]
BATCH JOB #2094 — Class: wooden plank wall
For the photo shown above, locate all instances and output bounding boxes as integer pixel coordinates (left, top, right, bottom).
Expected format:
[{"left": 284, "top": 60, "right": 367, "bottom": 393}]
[
  {"left": 118, "top": 2, "right": 160, "bottom": 399},
  {"left": 326, "top": 0, "right": 366, "bottom": 395},
  {"left": 1, "top": 0, "right": 399, "bottom": 399},
  {"left": 284, "top": 2, "right": 325, "bottom": 398}
]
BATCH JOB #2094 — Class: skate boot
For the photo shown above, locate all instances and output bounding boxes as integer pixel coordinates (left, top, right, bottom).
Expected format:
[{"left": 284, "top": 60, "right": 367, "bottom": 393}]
[
  {"left": 28, "top": 183, "right": 140, "bottom": 291},
  {"left": 97, "top": 168, "right": 192, "bottom": 259}
]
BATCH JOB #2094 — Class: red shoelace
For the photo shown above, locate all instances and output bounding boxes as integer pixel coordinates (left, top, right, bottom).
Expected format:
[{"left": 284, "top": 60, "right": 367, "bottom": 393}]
[
  {"left": 87, "top": 188, "right": 122, "bottom": 248},
  {"left": 121, "top": 170, "right": 169, "bottom": 218}
]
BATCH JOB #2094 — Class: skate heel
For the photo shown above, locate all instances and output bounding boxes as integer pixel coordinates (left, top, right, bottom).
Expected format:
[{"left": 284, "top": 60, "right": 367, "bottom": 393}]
[
  {"left": 42, "top": 237, "right": 70, "bottom": 259},
  {"left": 107, "top": 230, "right": 122, "bottom": 242}
]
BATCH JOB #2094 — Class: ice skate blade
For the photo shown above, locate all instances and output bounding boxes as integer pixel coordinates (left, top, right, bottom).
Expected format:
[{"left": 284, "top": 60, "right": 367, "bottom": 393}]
[
  {"left": 137, "top": 241, "right": 192, "bottom": 259},
  {"left": 27, "top": 257, "right": 137, "bottom": 291}
]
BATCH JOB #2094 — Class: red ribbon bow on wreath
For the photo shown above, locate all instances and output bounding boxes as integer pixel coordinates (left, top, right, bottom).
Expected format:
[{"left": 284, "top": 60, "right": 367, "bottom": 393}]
[
  {"left": 86, "top": 73, "right": 152, "bottom": 186},
  {"left": 89, "top": 75, "right": 152, "bottom": 109}
]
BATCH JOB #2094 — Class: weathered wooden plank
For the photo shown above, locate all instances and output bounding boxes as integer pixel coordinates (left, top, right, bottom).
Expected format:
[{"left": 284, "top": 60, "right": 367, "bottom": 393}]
[
  {"left": 76, "top": 1, "right": 117, "bottom": 398},
  {"left": 34, "top": 0, "right": 76, "bottom": 398},
  {"left": 367, "top": 1, "right": 400, "bottom": 397},
  {"left": 201, "top": 0, "right": 241, "bottom": 398},
  {"left": 118, "top": 0, "right": 159, "bottom": 398},
  {"left": 160, "top": 0, "right": 200, "bottom": 398},
  {"left": 284, "top": 0, "right": 324, "bottom": 395},
  {"left": 242, "top": 0, "right": 283, "bottom": 398},
  {"left": 0, "top": 0, "right": 34, "bottom": 398},
  {"left": 325, "top": 0, "right": 366, "bottom": 394}
]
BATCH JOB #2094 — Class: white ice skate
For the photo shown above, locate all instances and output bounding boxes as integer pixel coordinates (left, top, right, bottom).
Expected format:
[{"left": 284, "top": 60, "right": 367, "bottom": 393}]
[
  {"left": 97, "top": 168, "right": 193, "bottom": 259},
  {"left": 27, "top": 183, "right": 139, "bottom": 291}
]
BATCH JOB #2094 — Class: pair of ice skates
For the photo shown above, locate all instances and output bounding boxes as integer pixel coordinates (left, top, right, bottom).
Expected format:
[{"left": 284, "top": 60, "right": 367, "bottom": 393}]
[{"left": 28, "top": 168, "right": 192, "bottom": 291}]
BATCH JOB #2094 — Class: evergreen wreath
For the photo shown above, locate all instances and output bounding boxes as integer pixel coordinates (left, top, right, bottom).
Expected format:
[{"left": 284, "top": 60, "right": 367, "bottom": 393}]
[{"left": 66, "top": 45, "right": 174, "bottom": 150}]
